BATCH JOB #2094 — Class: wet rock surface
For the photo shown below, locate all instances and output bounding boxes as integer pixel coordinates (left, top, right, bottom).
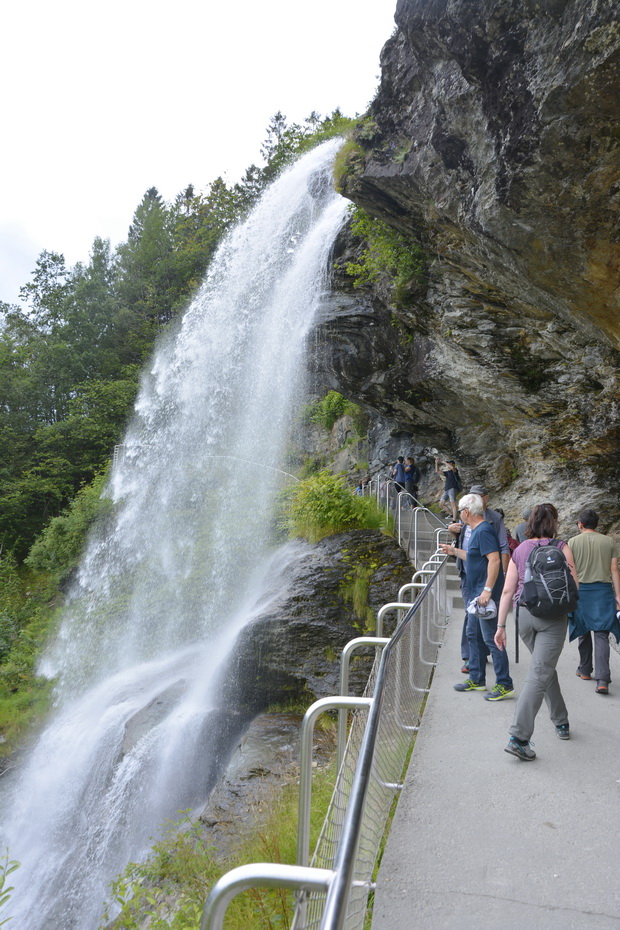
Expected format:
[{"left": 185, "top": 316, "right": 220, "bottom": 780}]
[
  {"left": 198, "top": 712, "right": 335, "bottom": 861},
  {"left": 316, "top": 0, "right": 620, "bottom": 534},
  {"left": 215, "top": 532, "right": 412, "bottom": 715}
]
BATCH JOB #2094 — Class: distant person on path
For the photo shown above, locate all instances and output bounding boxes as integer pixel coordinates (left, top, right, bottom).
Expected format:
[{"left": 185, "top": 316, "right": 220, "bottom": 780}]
[
  {"left": 404, "top": 456, "right": 421, "bottom": 504},
  {"left": 568, "top": 508, "right": 620, "bottom": 695},
  {"left": 513, "top": 508, "right": 532, "bottom": 544},
  {"left": 495, "top": 503, "right": 579, "bottom": 761},
  {"left": 435, "top": 457, "right": 460, "bottom": 522},
  {"left": 441, "top": 493, "right": 513, "bottom": 700},
  {"left": 392, "top": 456, "right": 407, "bottom": 494}
]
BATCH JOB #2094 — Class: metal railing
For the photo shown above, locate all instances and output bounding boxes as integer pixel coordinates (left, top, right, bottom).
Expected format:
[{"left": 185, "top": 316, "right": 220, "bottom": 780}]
[
  {"left": 363, "top": 474, "right": 451, "bottom": 569},
  {"left": 201, "top": 554, "right": 452, "bottom": 930}
]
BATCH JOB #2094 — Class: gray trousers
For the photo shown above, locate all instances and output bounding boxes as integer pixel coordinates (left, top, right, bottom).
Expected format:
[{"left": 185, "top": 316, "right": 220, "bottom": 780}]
[
  {"left": 510, "top": 606, "right": 569, "bottom": 742},
  {"left": 578, "top": 631, "right": 611, "bottom": 683}
]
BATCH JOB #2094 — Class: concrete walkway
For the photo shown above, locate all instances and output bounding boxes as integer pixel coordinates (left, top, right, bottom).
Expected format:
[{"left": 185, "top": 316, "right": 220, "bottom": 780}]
[{"left": 372, "top": 599, "right": 620, "bottom": 930}]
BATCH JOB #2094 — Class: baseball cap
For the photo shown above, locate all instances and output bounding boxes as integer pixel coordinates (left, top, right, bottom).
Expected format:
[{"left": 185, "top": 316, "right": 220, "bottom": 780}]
[{"left": 469, "top": 484, "right": 488, "bottom": 496}]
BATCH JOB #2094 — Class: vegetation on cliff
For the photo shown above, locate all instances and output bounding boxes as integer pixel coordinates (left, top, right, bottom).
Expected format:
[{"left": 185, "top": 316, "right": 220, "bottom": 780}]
[{"left": 286, "top": 470, "right": 384, "bottom": 542}]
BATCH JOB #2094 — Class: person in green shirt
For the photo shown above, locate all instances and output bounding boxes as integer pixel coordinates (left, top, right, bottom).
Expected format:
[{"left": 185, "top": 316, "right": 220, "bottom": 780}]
[{"left": 568, "top": 509, "right": 620, "bottom": 694}]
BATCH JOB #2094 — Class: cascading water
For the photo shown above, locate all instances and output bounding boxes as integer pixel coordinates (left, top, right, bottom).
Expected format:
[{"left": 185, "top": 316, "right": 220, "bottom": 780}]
[{"left": 1, "top": 140, "right": 348, "bottom": 929}]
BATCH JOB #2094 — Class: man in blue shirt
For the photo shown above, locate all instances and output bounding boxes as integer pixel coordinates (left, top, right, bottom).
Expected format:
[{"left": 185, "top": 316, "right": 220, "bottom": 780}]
[{"left": 441, "top": 493, "right": 514, "bottom": 700}]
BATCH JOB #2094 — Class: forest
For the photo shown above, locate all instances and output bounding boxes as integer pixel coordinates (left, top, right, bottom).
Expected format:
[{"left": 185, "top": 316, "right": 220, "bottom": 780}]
[{"left": 0, "top": 110, "right": 355, "bottom": 753}]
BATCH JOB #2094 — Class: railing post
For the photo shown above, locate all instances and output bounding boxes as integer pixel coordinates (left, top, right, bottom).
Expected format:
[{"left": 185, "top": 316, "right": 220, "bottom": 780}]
[
  {"left": 298, "top": 697, "right": 372, "bottom": 869},
  {"left": 338, "top": 638, "right": 389, "bottom": 768},
  {"left": 200, "top": 863, "right": 334, "bottom": 930}
]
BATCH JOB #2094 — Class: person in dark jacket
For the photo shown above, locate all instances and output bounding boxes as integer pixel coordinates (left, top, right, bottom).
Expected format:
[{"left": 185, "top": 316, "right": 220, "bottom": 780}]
[
  {"left": 404, "top": 456, "right": 421, "bottom": 504},
  {"left": 435, "top": 457, "right": 459, "bottom": 522}
]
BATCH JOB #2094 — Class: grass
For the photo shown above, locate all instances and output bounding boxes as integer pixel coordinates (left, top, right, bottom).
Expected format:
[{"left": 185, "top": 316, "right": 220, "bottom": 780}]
[{"left": 99, "top": 755, "right": 339, "bottom": 929}]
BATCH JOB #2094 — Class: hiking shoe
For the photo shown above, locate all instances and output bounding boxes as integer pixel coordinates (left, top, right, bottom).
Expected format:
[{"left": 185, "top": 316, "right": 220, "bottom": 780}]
[
  {"left": 453, "top": 678, "right": 486, "bottom": 692},
  {"left": 504, "top": 737, "right": 536, "bottom": 761},
  {"left": 595, "top": 681, "right": 609, "bottom": 694},
  {"left": 484, "top": 684, "right": 515, "bottom": 702},
  {"left": 460, "top": 663, "right": 470, "bottom": 674},
  {"left": 555, "top": 724, "right": 570, "bottom": 740},
  {"left": 576, "top": 670, "right": 592, "bottom": 680}
]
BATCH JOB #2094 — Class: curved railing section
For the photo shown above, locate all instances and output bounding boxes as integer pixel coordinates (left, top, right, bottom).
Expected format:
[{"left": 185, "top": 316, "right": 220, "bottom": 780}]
[{"left": 200, "top": 543, "right": 454, "bottom": 930}]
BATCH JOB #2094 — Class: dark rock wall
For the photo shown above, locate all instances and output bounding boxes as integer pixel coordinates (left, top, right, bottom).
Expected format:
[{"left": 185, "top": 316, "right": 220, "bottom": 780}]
[
  {"left": 315, "top": 0, "right": 620, "bottom": 534},
  {"left": 216, "top": 532, "right": 413, "bottom": 715}
]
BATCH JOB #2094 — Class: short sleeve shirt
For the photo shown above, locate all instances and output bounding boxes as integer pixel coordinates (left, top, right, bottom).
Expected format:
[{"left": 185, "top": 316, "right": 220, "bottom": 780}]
[
  {"left": 568, "top": 532, "right": 619, "bottom": 583},
  {"left": 466, "top": 520, "right": 504, "bottom": 602}
]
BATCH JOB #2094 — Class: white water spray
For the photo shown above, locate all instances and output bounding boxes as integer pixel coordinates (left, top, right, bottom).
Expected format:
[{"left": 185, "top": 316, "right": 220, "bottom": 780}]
[{"left": 1, "top": 140, "right": 348, "bottom": 929}]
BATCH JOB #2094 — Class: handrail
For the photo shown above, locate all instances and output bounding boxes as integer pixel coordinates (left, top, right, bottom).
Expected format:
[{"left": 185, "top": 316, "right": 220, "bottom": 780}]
[
  {"left": 200, "top": 864, "right": 334, "bottom": 930},
  {"left": 297, "top": 697, "right": 373, "bottom": 870},
  {"left": 316, "top": 564, "right": 445, "bottom": 930}
]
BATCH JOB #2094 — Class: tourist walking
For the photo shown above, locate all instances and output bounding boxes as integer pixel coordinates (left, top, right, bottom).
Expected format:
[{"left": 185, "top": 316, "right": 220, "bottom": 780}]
[
  {"left": 568, "top": 508, "right": 620, "bottom": 694},
  {"left": 495, "top": 503, "right": 578, "bottom": 761}
]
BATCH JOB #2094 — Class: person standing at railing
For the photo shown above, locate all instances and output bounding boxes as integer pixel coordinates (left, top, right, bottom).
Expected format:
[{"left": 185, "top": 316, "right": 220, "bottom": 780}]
[
  {"left": 392, "top": 457, "right": 407, "bottom": 494},
  {"left": 447, "top": 483, "right": 507, "bottom": 673},
  {"left": 435, "top": 457, "right": 460, "bottom": 522},
  {"left": 440, "top": 493, "right": 514, "bottom": 701},
  {"left": 404, "top": 456, "right": 421, "bottom": 504}
]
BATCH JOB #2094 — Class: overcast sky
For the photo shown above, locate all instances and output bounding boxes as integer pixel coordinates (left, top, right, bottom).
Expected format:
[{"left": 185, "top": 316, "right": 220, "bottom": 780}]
[{"left": 0, "top": 0, "right": 396, "bottom": 305}]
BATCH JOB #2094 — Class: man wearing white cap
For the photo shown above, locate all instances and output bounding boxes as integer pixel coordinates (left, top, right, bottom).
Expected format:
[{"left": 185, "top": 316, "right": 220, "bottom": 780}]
[{"left": 441, "top": 493, "right": 514, "bottom": 700}]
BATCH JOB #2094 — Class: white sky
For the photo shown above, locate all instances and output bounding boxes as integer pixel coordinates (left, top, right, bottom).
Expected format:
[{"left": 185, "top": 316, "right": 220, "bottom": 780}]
[{"left": 0, "top": 0, "right": 396, "bottom": 305}]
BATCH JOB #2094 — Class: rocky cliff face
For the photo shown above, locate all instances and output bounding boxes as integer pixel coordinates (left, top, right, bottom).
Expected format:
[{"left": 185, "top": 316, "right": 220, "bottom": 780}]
[{"left": 315, "top": 0, "right": 620, "bottom": 534}]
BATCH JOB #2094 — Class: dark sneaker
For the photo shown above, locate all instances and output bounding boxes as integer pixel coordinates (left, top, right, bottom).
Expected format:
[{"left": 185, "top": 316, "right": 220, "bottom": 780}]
[
  {"left": 576, "top": 670, "right": 592, "bottom": 680},
  {"left": 595, "top": 681, "right": 609, "bottom": 694},
  {"left": 555, "top": 724, "right": 570, "bottom": 740},
  {"left": 454, "top": 678, "right": 486, "bottom": 692},
  {"left": 484, "top": 684, "right": 515, "bottom": 702},
  {"left": 505, "top": 736, "right": 536, "bottom": 761},
  {"left": 460, "top": 664, "right": 470, "bottom": 674}
]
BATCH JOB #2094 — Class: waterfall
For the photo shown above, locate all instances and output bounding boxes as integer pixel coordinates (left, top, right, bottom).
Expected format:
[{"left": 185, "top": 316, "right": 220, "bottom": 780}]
[{"left": 0, "top": 140, "right": 348, "bottom": 929}]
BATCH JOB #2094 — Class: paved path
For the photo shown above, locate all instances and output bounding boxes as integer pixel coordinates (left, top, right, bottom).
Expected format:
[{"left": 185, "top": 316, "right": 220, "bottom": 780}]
[{"left": 372, "top": 597, "right": 620, "bottom": 930}]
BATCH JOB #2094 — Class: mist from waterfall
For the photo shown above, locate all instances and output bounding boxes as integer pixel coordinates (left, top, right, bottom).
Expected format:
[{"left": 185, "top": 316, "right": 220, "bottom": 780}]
[{"left": 0, "top": 140, "right": 348, "bottom": 930}]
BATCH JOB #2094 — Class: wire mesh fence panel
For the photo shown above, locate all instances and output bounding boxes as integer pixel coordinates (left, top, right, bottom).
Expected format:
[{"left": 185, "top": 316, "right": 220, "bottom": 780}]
[{"left": 291, "top": 561, "right": 449, "bottom": 930}]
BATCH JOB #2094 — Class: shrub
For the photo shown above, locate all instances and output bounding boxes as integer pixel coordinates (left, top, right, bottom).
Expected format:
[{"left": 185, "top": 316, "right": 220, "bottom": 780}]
[
  {"left": 286, "top": 471, "right": 384, "bottom": 542},
  {"left": 345, "top": 206, "right": 426, "bottom": 308},
  {"left": 301, "top": 391, "right": 367, "bottom": 434}
]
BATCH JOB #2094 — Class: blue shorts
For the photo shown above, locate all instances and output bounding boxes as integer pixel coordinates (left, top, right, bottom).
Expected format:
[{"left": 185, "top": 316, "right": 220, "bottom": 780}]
[{"left": 441, "top": 488, "right": 456, "bottom": 503}]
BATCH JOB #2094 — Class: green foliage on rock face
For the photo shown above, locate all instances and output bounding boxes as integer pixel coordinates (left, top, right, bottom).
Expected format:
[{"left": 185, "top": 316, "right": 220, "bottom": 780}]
[
  {"left": 345, "top": 205, "right": 426, "bottom": 308},
  {"left": 286, "top": 470, "right": 384, "bottom": 542},
  {"left": 341, "top": 561, "right": 377, "bottom": 631},
  {"left": 302, "top": 391, "right": 368, "bottom": 435},
  {"left": 333, "top": 140, "right": 366, "bottom": 192}
]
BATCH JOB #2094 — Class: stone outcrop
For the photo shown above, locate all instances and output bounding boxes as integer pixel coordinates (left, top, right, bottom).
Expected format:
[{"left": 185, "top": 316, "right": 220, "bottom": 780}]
[
  {"left": 215, "top": 532, "right": 413, "bottom": 716},
  {"left": 315, "top": 0, "right": 620, "bottom": 535}
]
